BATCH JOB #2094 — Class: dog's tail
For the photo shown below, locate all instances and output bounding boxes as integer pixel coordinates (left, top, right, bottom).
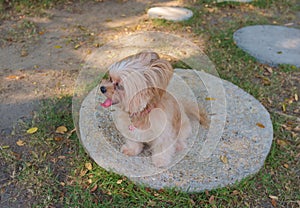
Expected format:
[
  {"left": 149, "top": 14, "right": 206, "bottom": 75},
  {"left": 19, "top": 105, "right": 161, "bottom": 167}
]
[{"left": 182, "top": 101, "right": 209, "bottom": 129}]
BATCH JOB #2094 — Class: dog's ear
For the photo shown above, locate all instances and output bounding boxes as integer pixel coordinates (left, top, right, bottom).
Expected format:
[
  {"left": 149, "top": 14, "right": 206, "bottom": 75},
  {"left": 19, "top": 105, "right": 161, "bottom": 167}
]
[
  {"left": 133, "top": 51, "right": 160, "bottom": 66},
  {"left": 145, "top": 59, "right": 174, "bottom": 91}
]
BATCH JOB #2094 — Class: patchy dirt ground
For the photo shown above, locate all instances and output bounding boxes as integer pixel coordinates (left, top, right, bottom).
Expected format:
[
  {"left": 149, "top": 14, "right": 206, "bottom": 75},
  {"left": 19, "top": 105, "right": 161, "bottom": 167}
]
[{"left": 0, "top": 0, "right": 184, "bottom": 133}]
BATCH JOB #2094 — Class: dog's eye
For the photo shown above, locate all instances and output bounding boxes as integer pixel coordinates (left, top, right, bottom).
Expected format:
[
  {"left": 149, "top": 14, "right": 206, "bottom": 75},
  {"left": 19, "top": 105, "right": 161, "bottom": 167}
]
[{"left": 115, "top": 82, "right": 124, "bottom": 90}]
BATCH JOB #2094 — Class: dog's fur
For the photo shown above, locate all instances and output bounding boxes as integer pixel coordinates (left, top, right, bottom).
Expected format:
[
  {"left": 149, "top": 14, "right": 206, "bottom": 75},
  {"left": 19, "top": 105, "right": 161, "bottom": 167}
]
[{"left": 100, "top": 51, "right": 208, "bottom": 167}]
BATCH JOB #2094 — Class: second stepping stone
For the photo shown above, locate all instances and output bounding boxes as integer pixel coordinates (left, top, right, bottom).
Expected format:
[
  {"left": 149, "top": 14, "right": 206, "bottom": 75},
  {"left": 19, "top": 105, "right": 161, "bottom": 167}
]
[
  {"left": 234, "top": 25, "right": 300, "bottom": 67},
  {"left": 147, "top": 7, "right": 193, "bottom": 22}
]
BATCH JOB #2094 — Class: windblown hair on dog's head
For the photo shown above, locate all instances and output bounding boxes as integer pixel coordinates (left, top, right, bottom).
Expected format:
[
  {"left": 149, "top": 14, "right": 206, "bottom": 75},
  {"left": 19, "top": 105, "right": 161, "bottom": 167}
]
[{"left": 108, "top": 51, "right": 174, "bottom": 114}]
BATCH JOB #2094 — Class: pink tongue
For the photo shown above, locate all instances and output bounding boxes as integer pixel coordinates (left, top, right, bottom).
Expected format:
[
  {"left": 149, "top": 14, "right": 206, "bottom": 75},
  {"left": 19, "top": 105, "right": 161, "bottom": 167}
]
[{"left": 101, "top": 98, "right": 112, "bottom": 108}]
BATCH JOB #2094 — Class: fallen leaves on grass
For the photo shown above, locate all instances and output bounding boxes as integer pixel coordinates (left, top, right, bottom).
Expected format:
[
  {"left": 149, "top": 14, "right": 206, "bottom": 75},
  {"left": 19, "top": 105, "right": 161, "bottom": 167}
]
[
  {"left": 16, "top": 139, "right": 26, "bottom": 146},
  {"left": 209, "top": 195, "right": 215, "bottom": 204},
  {"left": 85, "top": 162, "right": 93, "bottom": 171},
  {"left": 0, "top": 145, "right": 10, "bottom": 149},
  {"left": 27, "top": 127, "right": 38, "bottom": 134},
  {"left": 80, "top": 169, "right": 88, "bottom": 177},
  {"left": 294, "top": 93, "right": 299, "bottom": 101},
  {"left": 271, "top": 198, "right": 277, "bottom": 207},
  {"left": 55, "top": 126, "right": 68, "bottom": 134},
  {"left": 54, "top": 137, "right": 63, "bottom": 142},
  {"left": 231, "top": 190, "right": 239, "bottom": 195},
  {"left": 276, "top": 139, "right": 288, "bottom": 148},
  {"left": 269, "top": 195, "right": 278, "bottom": 207},
  {"left": 282, "top": 103, "right": 286, "bottom": 112},
  {"left": 90, "top": 184, "right": 98, "bottom": 192},
  {"left": 269, "top": 195, "right": 279, "bottom": 200}
]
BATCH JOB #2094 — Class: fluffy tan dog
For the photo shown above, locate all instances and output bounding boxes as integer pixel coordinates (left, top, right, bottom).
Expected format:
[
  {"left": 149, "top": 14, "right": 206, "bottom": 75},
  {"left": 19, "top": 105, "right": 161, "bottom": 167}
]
[{"left": 100, "top": 51, "right": 208, "bottom": 167}]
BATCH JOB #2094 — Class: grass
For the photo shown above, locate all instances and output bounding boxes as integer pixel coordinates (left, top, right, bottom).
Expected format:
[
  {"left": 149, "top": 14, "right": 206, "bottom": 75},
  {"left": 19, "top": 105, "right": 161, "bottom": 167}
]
[{"left": 1, "top": 0, "right": 300, "bottom": 207}]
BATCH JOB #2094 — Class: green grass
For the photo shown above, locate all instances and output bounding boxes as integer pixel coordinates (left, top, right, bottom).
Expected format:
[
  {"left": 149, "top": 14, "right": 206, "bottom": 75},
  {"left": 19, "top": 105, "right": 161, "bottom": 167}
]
[{"left": 1, "top": 0, "right": 299, "bottom": 207}]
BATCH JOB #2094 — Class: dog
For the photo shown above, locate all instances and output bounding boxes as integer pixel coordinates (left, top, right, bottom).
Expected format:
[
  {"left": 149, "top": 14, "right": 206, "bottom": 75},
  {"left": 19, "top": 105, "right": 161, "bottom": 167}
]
[{"left": 99, "top": 51, "right": 208, "bottom": 167}]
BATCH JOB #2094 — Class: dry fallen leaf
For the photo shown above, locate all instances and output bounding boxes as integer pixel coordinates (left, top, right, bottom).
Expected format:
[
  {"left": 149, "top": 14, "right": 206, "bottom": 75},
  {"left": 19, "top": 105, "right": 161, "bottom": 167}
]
[
  {"left": 271, "top": 198, "right": 277, "bottom": 207},
  {"left": 264, "top": 66, "right": 273, "bottom": 74},
  {"left": 256, "top": 123, "right": 265, "bottom": 128},
  {"left": 209, "top": 195, "right": 215, "bottom": 204},
  {"left": 16, "top": 140, "right": 26, "bottom": 146},
  {"left": 6, "top": 75, "right": 25, "bottom": 80},
  {"left": 80, "top": 169, "right": 88, "bottom": 177},
  {"left": 232, "top": 190, "right": 239, "bottom": 195},
  {"left": 295, "top": 93, "right": 299, "bottom": 101},
  {"left": 269, "top": 195, "right": 278, "bottom": 200},
  {"left": 54, "top": 45, "right": 62, "bottom": 49},
  {"left": 282, "top": 103, "right": 286, "bottom": 112},
  {"left": 1, "top": 145, "right": 10, "bottom": 149},
  {"left": 262, "top": 77, "right": 271, "bottom": 85},
  {"left": 220, "top": 155, "right": 228, "bottom": 164},
  {"left": 281, "top": 124, "right": 292, "bottom": 131},
  {"left": 27, "top": 127, "right": 38, "bottom": 134},
  {"left": 205, "top": 97, "right": 216, "bottom": 101},
  {"left": 117, "top": 179, "right": 123, "bottom": 184},
  {"left": 56, "top": 126, "right": 68, "bottom": 134},
  {"left": 21, "top": 49, "right": 28, "bottom": 57},
  {"left": 276, "top": 139, "right": 288, "bottom": 147},
  {"left": 54, "top": 137, "right": 63, "bottom": 142},
  {"left": 283, "top": 163, "right": 289, "bottom": 169},
  {"left": 86, "top": 49, "right": 92, "bottom": 55},
  {"left": 85, "top": 162, "right": 93, "bottom": 171},
  {"left": 74, "top": 44, "right": 81, "bottom": 49},
  {"left": 90, "top": 184, "right": 98, "bottom": 192}
]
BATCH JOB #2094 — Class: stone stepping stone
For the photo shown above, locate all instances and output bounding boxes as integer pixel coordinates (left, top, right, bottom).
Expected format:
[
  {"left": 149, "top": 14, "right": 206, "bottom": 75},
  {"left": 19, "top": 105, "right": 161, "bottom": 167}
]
[
  {"left": 79, "top": 69, "right": 273, "bottom": 192},
  {"left": 147, "top": 7, "right": 193, "bottom": 22},
  {"left": 234, "top": 25, "right": 300, "bottom": 67}
]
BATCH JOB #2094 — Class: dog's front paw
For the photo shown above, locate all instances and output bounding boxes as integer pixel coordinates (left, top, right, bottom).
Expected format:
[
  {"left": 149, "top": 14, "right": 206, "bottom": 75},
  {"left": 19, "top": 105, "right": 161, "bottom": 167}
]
[{"left": 120, "top": 142, "right": 143, "bottom": 156}]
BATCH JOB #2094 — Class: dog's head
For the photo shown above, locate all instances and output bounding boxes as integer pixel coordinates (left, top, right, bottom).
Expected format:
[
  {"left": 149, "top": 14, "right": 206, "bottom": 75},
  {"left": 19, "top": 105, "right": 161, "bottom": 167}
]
[{"left": 99, "top": 51, "right": 173, "bottom": 115}]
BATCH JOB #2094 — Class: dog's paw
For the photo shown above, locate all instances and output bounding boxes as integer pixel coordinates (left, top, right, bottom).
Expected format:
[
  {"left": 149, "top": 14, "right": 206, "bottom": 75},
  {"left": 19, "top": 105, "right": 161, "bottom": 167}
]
[{"left": 120, "top": 143, "right": 143, "bottom": 156}]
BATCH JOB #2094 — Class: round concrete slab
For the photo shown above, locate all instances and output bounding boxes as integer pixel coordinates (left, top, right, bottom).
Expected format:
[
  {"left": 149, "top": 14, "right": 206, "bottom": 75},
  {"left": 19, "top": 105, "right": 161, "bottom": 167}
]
[
  {"left": 234, "top": 25, "right": 300, "bottom": 67},
  {"left": 79, "top": 69, "right": 273, "bottom": 192},
  {"left": 147, "top": 7, "right": 193, "bottom": 22}
]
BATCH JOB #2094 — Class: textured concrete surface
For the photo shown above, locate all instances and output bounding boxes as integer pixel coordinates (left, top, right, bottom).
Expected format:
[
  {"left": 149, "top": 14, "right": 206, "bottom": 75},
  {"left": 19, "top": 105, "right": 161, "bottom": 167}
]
[
  {"left": 147, "top": 7, "right": 193, "bottom": 22},
  {"left": 234, "top": 25, "right": 300, "bottom": 67},
  {"left": 79, "top": 69, "right": 273, "bottom": 192}
]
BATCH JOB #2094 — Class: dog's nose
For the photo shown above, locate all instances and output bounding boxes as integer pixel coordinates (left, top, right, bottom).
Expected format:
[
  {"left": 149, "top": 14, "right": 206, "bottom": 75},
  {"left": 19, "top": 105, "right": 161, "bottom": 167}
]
[{"left": 100, "top": 86, "right": 107, "bottom": 93}]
